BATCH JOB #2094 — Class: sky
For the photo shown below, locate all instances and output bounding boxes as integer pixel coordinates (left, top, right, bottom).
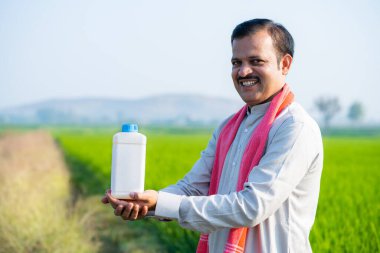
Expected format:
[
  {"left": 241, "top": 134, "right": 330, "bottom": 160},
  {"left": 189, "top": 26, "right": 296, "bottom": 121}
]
[{"left": 1, "top": 0, "right": 379, "bottom": 123}]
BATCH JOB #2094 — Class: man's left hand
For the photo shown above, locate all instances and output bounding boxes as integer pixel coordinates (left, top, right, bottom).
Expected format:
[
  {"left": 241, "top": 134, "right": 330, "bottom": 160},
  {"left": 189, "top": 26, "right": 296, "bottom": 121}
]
[{"left": 101, "top": 189, "right": 158, "bottom": 220}]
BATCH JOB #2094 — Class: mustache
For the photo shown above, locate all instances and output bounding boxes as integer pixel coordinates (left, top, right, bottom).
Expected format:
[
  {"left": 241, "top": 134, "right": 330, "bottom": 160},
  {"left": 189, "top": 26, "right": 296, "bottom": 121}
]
[{"left": 237, "top": 75, "right": 260, "bottom": 82}]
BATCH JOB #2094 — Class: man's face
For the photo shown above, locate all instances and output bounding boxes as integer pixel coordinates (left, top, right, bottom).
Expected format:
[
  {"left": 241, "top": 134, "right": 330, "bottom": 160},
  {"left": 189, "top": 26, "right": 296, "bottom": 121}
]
[{"left": 231, "top": 30, "right": 291, "bottom": 106}]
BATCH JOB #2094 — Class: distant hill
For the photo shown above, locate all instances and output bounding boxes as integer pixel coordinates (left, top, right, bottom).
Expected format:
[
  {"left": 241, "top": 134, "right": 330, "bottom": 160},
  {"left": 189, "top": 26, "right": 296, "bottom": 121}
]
[{"left": 0, "top": 94, "right": 243, "bottom": 126}]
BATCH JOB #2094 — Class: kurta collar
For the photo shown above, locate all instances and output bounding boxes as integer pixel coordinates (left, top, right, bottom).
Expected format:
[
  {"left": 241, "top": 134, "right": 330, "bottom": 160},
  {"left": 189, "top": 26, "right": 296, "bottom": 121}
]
[{"left": 246, "top": 101, "right": 271, "bottom": 116}]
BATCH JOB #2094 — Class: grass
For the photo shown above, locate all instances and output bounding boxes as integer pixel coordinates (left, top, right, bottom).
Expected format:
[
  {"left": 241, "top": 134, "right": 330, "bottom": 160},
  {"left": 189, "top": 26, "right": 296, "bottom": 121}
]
[{"left": 310, "top": 137, "right": 380, "bottom": 252}]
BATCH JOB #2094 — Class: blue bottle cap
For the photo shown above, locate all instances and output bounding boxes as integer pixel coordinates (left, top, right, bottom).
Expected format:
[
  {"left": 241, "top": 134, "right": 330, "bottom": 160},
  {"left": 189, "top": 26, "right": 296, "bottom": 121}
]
[{"left": 121, "top": 123, "right": 138, "bottom": 132}]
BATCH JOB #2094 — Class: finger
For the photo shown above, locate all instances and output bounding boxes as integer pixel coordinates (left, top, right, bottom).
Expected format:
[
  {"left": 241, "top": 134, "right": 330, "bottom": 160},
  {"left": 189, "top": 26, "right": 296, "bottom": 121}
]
[
  {"left": 101, "top": 196, "right": 109, "bottom": 204},
  {"left": 130, "top": 204, "right": 140, "bottom": 220},
  {"left": 114, "top": 204, "right": 125, "bottom": 216},
  {"left": 122, "top": 203, "right": 134, "bottom": 220},
  {"left": 106, "top": 192, "right": 120, "bottom": 209},
  {"left": 138, "top": 205, "right": 149, "bottom": 219},
  {"left": 102, "top": 189, "right": 111, "bottom": 203}
]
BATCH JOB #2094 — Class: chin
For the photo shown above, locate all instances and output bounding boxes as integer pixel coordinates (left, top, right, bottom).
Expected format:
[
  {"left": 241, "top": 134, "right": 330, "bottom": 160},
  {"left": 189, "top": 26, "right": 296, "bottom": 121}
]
[
  {"left": 240, "top": 94, "right": 260, "bottom": 105},
  {"left": 242, "top": 99, "right": 259, "bottom": 106}
]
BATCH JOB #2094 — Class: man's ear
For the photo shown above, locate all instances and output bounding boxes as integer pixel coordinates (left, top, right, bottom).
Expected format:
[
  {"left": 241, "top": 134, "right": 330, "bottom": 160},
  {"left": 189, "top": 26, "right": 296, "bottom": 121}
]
[{"left": 280, "top": 54, "right": 293, "bottom": 75}]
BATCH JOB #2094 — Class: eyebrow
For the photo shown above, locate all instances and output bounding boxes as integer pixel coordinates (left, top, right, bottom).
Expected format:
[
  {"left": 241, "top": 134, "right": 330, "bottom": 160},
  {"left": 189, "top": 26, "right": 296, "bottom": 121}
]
[
  {"left": 248, "top": 56, "right": 261, "bottom": 59},
  {"left": 231, "top": 56, "right": 262, "bottom": 61}
]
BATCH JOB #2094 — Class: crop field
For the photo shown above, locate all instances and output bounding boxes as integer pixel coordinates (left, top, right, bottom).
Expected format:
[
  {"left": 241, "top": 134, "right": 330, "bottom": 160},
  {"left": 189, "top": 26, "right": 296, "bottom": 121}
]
[{"left": 52, "top": 128, "right": 380, "bottom": 253}]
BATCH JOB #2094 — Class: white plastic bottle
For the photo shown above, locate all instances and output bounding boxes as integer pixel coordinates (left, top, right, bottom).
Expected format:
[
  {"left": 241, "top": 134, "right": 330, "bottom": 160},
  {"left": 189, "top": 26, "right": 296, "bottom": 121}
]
[{"left": 111, "top": 123, "right": 147, "bottom": 199}]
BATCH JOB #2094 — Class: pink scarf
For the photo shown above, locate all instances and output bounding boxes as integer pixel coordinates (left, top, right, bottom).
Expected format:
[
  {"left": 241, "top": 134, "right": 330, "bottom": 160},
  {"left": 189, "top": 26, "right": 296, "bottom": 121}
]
[{"left": 196, "top": 84, "right": 294, "bottom": 253}]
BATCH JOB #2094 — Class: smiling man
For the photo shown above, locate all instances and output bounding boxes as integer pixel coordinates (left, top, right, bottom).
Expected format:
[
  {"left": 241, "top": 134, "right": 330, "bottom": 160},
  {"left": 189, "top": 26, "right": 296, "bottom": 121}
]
[{"left": 102, "top": 19, "right": 323, "bottom": 253}]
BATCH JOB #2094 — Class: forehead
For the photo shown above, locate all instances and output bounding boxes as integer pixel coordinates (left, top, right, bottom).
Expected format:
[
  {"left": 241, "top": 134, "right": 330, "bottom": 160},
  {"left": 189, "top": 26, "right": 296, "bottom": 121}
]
[{"left": 231, "top": 31, "right": 276, "bottom": 58}]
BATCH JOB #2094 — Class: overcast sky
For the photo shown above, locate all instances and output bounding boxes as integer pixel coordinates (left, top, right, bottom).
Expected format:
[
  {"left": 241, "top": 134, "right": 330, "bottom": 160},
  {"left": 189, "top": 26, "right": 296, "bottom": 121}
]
[{"left": 1, "top": 0, "right": 379, "bottom": 122}]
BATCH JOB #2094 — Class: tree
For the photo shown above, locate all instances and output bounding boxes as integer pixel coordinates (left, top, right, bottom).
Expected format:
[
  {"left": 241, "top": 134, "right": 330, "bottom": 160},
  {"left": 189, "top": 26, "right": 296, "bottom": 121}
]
[
  {"left": 347, "top": 102, "right": 364, "bottom": 123},
  {"left": 315, "top": 96, "right": 341, "bottom": 129}
]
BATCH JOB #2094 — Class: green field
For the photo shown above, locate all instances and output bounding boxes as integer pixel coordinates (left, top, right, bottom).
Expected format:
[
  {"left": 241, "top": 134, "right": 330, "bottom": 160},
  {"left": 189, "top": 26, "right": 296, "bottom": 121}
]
[{"left": 55, "top": 129, "right": 380, "bottom": 253}]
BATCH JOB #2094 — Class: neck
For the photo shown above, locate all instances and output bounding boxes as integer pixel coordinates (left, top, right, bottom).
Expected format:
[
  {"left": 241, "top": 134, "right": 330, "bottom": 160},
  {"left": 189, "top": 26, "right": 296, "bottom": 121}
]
[{"left": 249, "top": 87, "right": 283, "bottom": 108}]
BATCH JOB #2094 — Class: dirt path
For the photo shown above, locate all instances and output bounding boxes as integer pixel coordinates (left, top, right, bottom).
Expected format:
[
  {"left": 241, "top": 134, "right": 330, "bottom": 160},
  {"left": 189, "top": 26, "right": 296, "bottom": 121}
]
[{"left": 0, "top": 131, "right": 98, "bottom": 253}]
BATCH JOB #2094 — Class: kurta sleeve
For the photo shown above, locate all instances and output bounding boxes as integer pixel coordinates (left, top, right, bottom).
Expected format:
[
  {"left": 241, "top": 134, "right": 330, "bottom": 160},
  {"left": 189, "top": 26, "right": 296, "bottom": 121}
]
[{"left": 156, "top": 116, "right": 322, "bottom": 233}]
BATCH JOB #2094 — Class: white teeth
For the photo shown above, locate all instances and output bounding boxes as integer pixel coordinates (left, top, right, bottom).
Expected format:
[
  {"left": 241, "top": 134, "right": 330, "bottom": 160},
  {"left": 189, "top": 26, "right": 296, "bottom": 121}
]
[{"left": 240, "top": 80, "right": 258, "bottom": 87}]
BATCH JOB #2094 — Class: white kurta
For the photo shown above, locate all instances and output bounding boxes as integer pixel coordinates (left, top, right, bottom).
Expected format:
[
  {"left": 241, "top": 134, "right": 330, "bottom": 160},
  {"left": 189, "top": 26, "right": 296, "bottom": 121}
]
[{"left": 154, "top": 101, "right": 323, "bottom": 253}]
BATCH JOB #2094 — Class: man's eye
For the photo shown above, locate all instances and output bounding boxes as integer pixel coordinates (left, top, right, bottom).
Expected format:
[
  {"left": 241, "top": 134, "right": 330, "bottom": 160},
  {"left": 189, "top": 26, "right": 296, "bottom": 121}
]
[
  {"left": 232, "top": 61, "right": 240, "bottom": 66},
  {"left": 251, "top": 59, "right": 262, "bottom": 65}
]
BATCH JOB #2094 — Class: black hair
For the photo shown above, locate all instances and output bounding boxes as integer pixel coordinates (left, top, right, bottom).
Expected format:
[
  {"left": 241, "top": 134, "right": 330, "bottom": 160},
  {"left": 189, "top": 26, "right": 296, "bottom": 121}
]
[{"left": 231, "top": 19, "right": 295, "bottom": 62}]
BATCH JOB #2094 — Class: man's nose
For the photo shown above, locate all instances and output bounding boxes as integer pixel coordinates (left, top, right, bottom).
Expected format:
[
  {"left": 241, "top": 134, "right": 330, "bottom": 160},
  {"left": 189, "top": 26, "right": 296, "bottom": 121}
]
[{"left": 238, "top": 64, "right": 252, "bottom": 77}]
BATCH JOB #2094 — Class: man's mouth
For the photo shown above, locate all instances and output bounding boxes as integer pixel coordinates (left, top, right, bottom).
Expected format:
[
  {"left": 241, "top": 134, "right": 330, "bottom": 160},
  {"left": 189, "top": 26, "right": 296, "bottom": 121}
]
[{"left": 239, "top": 77, "right": 260, "bottom": 87}]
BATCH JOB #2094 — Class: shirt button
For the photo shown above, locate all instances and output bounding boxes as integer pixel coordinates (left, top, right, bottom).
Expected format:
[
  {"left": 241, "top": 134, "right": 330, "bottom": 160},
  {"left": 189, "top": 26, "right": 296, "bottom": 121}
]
[
  {"left": 244, "top": 128, "right": 248, "bottom": 133},
  {"left": 232, "top": 162, "right": 236, "bottom": 166}
]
